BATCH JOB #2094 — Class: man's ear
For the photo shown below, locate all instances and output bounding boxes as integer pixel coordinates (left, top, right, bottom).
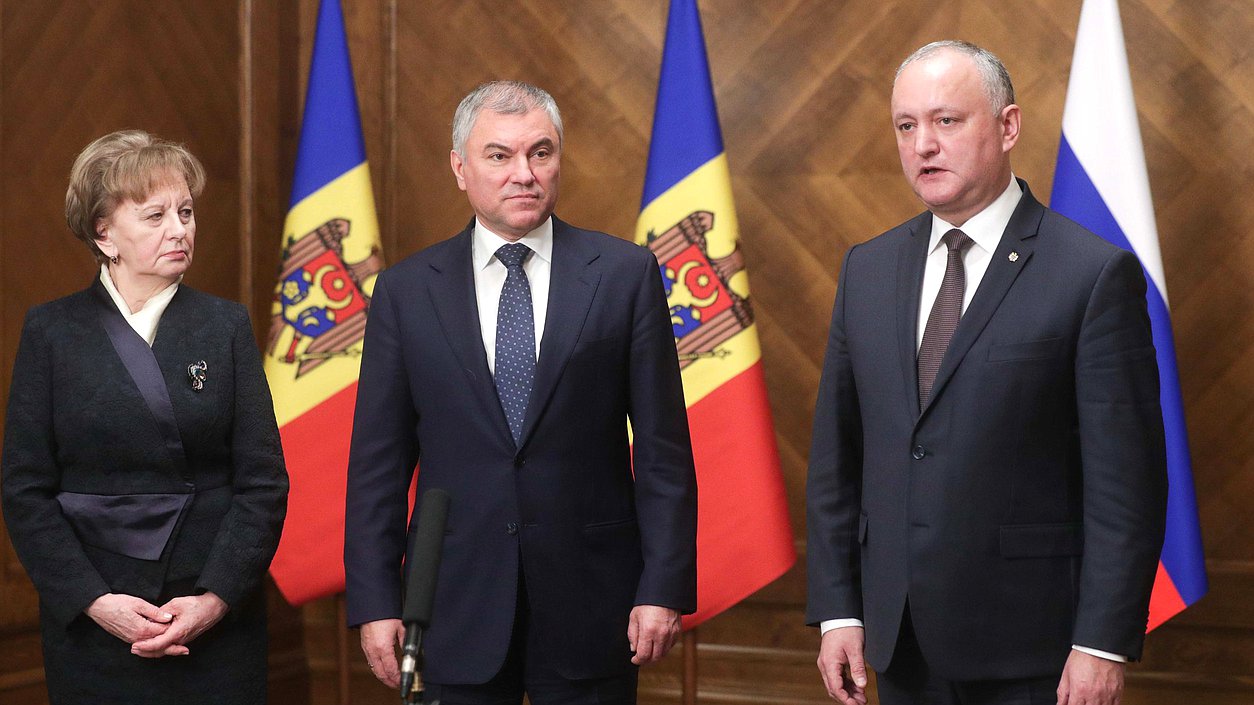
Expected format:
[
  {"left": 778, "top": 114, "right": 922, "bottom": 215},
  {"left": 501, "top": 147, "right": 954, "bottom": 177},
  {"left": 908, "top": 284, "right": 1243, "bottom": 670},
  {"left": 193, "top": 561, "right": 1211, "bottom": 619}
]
[
  {"left": 1000, "top": 103, "right": 1022, "bottom": 153},
  {"left": 450, "top": 150, "right": 468, "bottom": 192}
]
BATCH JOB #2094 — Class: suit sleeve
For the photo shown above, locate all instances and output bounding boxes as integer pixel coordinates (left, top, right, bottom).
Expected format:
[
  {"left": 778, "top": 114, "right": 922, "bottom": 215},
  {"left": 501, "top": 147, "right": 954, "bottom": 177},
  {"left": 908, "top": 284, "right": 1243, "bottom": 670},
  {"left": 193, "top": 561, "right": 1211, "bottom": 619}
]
[
  {"left": 343, "top": 271, "right": 420, "bottom": 626},
  {"left": 626, "top": 251, "right": 698, "bottom": 613},
  {"left": 1072, "top": 248, "right": 1168, "bottom": 659},
  {"left": 805, "top": 246, "right": 865, "bottom": 626},
  {"left": 196, "top": 306, "right": 290, "bottom": 607},
  {"left": 1, "top": 310, "right": 111, "bottom": 625}
]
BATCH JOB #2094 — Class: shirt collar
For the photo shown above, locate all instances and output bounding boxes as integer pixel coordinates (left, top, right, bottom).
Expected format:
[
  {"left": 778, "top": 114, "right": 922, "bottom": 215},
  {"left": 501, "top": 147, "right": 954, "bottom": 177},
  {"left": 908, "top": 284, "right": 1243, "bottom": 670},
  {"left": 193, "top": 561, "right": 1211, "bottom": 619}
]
[
  {"left": 929, "top": 175, "right": 1023, "bottom": 255},
  {"left": 473, "top": 217, "right": 554, "bottom": 270}
]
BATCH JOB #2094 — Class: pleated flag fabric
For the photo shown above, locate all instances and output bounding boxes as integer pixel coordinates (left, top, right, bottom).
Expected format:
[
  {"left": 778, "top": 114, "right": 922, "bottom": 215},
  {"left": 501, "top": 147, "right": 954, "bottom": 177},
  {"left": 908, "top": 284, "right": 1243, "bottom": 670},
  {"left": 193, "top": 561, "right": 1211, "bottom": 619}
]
[
  {"left": 1050, "top": 0, "right": 1207, "bottom": 630},
  {"left": 636, "top": 0, "right": 795, "bottom": 628},
  {"left": 264, "top": 0, "right": 384, "bottom": 605}
]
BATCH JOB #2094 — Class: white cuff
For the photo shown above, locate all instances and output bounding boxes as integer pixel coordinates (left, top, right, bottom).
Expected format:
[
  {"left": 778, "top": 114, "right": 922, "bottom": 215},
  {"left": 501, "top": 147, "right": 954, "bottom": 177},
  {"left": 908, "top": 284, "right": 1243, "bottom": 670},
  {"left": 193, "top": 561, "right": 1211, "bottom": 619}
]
[
  {"left": 1072, "top": 645, "right": 1128, "bottom": 662},
  {"left": 820, "top": 618, "right": 864, "bottom": 635}
]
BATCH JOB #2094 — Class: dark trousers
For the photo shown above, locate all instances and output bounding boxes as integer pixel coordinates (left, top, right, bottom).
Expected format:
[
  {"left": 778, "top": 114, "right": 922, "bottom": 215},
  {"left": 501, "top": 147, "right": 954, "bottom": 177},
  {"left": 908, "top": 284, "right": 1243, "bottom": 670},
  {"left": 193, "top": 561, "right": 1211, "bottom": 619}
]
[
  {"left": 425, "top": 569, "right": 637, "bottom": 705},
  {"left": 877, "top": 605, "right": 1059, "bottom": 705}
]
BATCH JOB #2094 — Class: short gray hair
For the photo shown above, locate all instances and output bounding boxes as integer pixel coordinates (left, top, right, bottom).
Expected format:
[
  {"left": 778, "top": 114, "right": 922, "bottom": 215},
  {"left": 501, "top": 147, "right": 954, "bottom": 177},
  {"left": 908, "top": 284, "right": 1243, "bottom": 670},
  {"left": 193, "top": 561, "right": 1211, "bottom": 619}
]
[
  {"left": 896, "top": 40, "right": 1016, "bottom": 114},
  {"left": 451, "top": 81, "right": 564, "bottom": 156}
]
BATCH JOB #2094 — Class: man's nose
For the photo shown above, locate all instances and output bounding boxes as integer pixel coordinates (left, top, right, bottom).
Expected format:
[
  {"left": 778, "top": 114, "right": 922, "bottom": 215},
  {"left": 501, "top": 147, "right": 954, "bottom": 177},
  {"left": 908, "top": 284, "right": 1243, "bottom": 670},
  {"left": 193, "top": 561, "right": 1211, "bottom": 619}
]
[
  {"left": 913, "top": 125, "right": 938, "bottom": 157},
  {"left": 509, "top": 155, "right": 537, "bottom": 185}
]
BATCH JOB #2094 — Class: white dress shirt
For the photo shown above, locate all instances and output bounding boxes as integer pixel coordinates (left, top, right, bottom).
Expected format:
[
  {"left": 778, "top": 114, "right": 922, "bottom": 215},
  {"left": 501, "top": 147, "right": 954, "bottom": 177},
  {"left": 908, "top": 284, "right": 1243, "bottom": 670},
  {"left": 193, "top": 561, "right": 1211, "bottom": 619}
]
[
  {"left": 820, "top": 177, "right": 1126, "bottom": 663},
  {"left": 99, "top": 265, "right": 180, "bottom": 347},
  {"left": 472, "top": 217, "right": 553, "bottom": 373},
  {"left": 916, "top": 176, "right": 1022, "bottom": 348}
]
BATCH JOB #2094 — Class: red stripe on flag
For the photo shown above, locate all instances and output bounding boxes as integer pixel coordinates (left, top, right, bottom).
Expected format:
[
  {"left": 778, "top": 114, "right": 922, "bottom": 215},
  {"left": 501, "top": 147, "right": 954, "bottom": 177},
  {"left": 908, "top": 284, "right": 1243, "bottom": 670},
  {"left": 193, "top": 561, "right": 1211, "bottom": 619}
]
[
  {"left": 681, "top": 361, "right": 795, "bottom": 628},
  {"left": 1146, "top": 560, "right": 1186, "bottom": 632},
  {"left": 269, "top": 382, "right": 358, "bottom": 604}
]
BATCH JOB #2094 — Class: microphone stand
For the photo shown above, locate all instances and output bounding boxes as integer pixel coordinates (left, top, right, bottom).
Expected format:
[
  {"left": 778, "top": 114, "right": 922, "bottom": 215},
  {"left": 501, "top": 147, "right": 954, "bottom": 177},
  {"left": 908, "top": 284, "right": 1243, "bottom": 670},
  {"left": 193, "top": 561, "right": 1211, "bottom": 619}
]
[
  {"left": 398, "top": 488, "right": 450, "bottom": 705},
  {"left": 399, "top": 624, "right": 426, "bottom": 704}
]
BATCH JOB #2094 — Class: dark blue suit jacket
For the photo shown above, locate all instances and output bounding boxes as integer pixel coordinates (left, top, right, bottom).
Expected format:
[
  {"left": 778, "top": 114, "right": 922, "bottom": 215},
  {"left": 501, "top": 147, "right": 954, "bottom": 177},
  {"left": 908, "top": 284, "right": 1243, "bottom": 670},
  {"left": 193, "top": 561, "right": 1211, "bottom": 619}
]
[
  {"left": 344, "top": 217, "right": 697, "bottom": 683},
  {"left": 805, "top": 183, "right": 1168, "bottom": 680}
]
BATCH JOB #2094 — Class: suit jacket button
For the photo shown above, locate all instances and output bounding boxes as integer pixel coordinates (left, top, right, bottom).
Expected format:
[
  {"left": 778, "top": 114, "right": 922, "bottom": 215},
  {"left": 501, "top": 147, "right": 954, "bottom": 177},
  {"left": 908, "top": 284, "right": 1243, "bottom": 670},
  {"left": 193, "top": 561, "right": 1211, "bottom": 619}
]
[
  {"left": 514, "top": 456, "right": 525, "bottom": 468},
  {"left": 912, "top": 445, "right": 926, "bottom": 460},
  {"left": 506, "top": 522, "right": 519, "bottom": 535}
]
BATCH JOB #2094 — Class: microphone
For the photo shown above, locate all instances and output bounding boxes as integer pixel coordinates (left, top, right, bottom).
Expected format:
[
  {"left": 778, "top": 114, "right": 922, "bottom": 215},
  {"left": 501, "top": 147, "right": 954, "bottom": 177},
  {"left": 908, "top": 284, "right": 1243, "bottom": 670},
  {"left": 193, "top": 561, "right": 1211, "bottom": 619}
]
[{"left": 400, "top": 489, "right": 450, "bottom": 704}]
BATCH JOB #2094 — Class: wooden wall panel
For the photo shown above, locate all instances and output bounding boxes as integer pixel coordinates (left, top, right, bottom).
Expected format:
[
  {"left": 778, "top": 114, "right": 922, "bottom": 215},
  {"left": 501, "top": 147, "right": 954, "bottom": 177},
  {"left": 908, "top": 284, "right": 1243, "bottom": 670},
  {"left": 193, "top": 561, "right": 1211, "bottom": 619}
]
[
  {"left": 305, "top": 1, "right": 1254, "bottom": 703},
  {"left": 1, "top": 1, "right": 1250, "bottom": 704}
]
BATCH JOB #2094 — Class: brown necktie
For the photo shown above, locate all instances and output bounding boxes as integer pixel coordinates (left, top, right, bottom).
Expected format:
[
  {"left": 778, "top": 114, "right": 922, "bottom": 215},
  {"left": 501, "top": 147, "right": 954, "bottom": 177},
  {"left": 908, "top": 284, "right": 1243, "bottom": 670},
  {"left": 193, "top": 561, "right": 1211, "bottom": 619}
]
[{"left": 917, "top": 228, "right": 972, "bottom": 407}]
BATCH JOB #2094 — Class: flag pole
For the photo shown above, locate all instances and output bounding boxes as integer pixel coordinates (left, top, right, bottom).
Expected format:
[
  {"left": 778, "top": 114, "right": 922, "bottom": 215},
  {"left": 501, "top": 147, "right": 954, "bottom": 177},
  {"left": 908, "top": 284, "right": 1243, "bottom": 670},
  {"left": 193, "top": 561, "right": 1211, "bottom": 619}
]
[
  {"left": 682, "top": 628, "right": 698, "bottom": 705},
  {"left": 336, "top": 594, "right": 351, "bottom": 705}
]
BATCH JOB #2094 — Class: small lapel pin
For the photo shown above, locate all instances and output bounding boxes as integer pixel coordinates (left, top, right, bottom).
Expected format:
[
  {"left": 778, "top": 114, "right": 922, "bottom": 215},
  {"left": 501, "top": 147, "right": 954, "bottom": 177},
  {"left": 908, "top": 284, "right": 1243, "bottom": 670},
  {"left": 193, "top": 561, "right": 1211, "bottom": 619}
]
[
  {"left": 188, "top": 361, "right": 208, "bottom": 391},
  {"left": 1008, "top": 251, "right": 1020, "bottom": 262}
]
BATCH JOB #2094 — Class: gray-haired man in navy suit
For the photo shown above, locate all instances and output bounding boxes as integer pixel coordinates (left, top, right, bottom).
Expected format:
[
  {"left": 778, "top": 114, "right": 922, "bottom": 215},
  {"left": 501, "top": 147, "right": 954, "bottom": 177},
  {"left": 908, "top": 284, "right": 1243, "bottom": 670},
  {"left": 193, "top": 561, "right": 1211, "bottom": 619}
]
[
  {"left": 806, "top": 41, "right": 1167, "bottom": 705},
  {"left": 344, "top": 81, "right": 697, "bottom": 705}
]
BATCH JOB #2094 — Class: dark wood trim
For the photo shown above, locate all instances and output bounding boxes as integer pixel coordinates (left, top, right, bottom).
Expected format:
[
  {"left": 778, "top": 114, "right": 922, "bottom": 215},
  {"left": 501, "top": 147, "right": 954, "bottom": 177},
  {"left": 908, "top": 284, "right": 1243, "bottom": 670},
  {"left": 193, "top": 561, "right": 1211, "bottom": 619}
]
[
  {"left": 238, "top": 0, "right": 255, "bottom": 311},
  {"left": 382, "top": 0, "right": 397, "bottom": 262}
]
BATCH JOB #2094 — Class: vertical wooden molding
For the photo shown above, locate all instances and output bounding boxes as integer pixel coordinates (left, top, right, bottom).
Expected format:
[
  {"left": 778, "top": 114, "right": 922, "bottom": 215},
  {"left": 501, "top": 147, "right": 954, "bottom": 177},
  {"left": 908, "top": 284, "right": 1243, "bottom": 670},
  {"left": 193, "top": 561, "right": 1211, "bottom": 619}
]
[
  {"left": 383, "top": 0, "right": 398, "bottom": 262},
  {"left": 0, "top": 0, "right": 8, "bottom": 415},
  {"left": 238, "top": 0, "right": 256, "bottom": 315}
]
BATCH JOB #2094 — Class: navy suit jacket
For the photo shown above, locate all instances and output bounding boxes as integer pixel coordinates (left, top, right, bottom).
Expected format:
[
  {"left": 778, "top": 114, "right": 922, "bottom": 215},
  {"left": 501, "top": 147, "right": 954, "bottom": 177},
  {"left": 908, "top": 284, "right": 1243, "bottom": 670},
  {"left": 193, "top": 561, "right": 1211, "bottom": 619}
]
[
  {"left": 805, "top": 183, "right": 1168, "bottom": 680},
  {"left": 344, "top": 217, "right": 697, "bottom": 683}
]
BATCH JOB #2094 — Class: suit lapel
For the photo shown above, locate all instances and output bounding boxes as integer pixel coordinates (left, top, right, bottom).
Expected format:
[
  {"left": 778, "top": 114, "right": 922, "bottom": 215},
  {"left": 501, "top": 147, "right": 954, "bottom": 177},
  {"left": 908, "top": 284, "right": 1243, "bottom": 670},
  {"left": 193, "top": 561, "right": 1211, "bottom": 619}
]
[
  {"left": 518, "top": 218, "right": 601, "bottom": 448},
  {"left": 897, "top": 212, "right": 931, "bottom": 417},
  {"left": 426, "top": 224, "right": 515, "bottom": 446},
  {"left": 920, "top": 182, "right": 1043, "bottom": 418},
  {"left": 93, "top": 280, "right": 190, "bottom": 478}
]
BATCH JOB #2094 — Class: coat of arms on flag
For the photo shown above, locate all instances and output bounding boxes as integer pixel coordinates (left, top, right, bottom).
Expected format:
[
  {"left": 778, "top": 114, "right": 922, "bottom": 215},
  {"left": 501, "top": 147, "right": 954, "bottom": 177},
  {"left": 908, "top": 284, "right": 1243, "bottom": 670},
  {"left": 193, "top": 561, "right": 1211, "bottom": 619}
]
[
  {"left": 646, "top": 211, "right": 751, "bottom": 368},
  {"left": 267, "top": 217, "right": 382, "bottom": 378}
]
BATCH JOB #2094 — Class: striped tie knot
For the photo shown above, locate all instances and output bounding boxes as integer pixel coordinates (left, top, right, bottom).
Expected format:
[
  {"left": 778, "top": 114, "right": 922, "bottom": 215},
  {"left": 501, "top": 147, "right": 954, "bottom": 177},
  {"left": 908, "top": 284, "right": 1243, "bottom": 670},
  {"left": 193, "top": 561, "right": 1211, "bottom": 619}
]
[{"left": 942, "top": 228, "right": 972, "bottom": 254}]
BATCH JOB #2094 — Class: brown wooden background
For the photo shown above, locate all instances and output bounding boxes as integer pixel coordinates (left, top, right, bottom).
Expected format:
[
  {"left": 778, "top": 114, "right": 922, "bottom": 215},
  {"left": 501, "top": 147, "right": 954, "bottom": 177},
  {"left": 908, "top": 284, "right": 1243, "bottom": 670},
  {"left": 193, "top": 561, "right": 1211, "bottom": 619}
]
[{"left": 1, "top": 1, "right": 1250, "bottom": 703}]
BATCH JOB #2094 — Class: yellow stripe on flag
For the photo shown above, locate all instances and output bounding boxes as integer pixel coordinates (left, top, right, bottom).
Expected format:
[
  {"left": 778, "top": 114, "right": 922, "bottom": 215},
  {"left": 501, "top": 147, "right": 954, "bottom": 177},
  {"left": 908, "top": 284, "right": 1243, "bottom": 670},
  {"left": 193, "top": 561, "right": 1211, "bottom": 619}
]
[
  {"left": 635, "top": 154, "right": 760, "bottom": 408},
  {"left": 264, "top": 162, "right": 382, "bottom": 427}
]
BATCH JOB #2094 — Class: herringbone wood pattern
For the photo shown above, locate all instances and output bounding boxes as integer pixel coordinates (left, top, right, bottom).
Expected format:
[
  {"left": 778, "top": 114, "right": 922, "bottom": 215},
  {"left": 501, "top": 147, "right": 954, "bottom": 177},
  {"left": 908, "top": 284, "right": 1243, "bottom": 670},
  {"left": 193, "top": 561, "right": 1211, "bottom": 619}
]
[
  {"left": 1, "top": 1, "right": 1251, "bottom": 704},
  {"left": 313, "top": 1, "right": 1254, "bottom": 703}
]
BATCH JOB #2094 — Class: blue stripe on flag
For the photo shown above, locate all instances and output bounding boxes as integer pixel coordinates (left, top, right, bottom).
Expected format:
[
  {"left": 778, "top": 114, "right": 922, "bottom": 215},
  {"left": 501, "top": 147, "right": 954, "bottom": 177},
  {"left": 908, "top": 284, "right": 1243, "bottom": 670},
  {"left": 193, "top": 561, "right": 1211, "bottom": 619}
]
[
  {"left": 289, "top": 0, "right": 368, "bottom": 207},
  {"left": 1052, "top": 136, "right": 1208, "bottom": 605},
  {"left": 640, "top": 0, "right": 724, "bottom": 208}
]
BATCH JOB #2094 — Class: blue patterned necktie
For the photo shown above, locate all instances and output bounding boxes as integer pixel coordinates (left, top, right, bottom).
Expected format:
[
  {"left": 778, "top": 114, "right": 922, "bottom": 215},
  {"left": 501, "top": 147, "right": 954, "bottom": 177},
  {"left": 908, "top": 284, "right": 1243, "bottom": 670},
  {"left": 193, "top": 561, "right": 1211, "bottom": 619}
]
[{"left": 493, "top": 243, "right": 536, "bottom": 445}]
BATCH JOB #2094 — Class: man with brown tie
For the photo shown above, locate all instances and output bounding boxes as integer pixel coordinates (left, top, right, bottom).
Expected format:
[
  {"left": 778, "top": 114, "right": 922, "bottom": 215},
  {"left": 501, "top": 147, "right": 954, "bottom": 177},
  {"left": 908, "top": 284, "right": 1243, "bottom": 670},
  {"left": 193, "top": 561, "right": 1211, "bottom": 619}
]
[{"left": 806, "top": 41, "right": 1167, "bottom": 705}]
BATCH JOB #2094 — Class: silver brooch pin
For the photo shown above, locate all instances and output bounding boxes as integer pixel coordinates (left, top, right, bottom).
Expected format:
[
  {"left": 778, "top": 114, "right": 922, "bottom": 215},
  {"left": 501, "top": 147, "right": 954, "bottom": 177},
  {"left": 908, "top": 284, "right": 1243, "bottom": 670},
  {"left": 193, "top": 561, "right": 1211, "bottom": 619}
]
[
  {"left": 1008, "top": 251, "right": 1020, "bottom": 262},
  {"left": 188, "top": 361, "right": 208, "bottom": 391}
]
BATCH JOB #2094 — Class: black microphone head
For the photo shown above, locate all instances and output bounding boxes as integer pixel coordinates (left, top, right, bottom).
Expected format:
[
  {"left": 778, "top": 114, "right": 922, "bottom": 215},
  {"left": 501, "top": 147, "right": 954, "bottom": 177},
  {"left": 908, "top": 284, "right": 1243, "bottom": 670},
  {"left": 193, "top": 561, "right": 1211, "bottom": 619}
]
[{"left": 402, "top": 489, "right": 450, "bottom": 627}]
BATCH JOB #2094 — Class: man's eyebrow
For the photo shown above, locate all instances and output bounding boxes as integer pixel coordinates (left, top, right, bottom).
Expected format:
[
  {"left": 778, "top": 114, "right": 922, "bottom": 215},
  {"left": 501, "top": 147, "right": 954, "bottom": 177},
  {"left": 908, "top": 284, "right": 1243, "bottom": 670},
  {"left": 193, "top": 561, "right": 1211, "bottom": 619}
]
[{"left": 482, "top": 137, "right": 556, "bottom": 153}]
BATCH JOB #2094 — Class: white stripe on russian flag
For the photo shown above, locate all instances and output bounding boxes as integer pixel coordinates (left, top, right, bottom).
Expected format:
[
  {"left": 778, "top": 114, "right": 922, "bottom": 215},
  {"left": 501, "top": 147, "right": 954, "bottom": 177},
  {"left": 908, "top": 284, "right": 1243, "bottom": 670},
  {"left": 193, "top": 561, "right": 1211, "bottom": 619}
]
[{"left": 1060, "top": 0, "right": 1167, "bottom": 302}]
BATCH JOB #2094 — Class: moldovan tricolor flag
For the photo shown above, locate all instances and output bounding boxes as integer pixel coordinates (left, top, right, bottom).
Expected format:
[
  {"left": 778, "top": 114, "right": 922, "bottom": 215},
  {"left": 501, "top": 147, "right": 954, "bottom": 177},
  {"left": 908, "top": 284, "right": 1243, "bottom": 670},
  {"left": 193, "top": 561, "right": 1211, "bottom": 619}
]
[
  {"left": 636, "top": 0, "right": 795, "bottom": 627},
  {"left": 265, "top": 0, "right": 383, "bottom": 605},
  {"left": 1051, "top": 0, "right": 1206, "bottom": 630}
]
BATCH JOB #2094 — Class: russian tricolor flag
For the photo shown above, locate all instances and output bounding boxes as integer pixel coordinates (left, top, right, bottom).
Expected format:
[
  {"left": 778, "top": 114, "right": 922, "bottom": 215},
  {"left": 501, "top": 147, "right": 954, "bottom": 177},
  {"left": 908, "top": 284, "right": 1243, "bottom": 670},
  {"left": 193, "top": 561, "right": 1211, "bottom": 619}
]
[{"left": 1050, "top": 0, "right": 1206, "bottom": 630}]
